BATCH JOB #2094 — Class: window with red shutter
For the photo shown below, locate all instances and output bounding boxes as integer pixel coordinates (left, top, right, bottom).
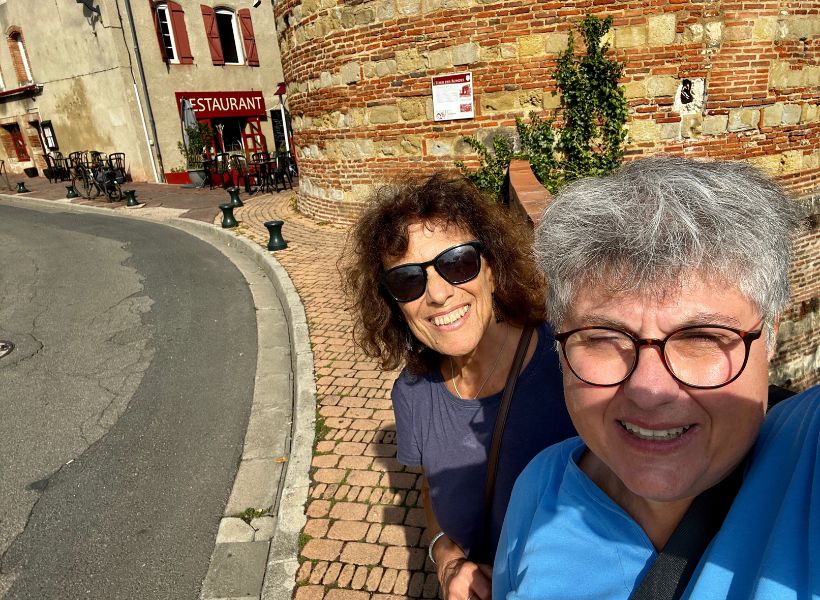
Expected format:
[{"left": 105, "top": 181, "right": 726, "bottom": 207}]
[
  {"left": 201, "top": 5, "right": 224, "bottom": 66},
  {"left": 168, "top": 1, "right": 193, "bottom": 64},
  {"left": 237, "top": 9, "right": 259, "bottom": 67},
  {"left": 150, "top": 1, "right": 169, "bottom": 62}
]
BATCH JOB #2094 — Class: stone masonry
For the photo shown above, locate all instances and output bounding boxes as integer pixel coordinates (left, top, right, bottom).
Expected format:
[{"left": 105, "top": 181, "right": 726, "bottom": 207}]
[
  {"left": 275, "top": 0, "right": 818, "bottom": 395},
  {"left": 274, "top": 0, "right": 819, "bottom": 222}
]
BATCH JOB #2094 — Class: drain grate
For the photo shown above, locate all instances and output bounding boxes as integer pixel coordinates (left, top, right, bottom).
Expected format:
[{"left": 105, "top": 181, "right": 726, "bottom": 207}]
[{"left": 0, "top": 340, "right": 14, "bottom": 359}]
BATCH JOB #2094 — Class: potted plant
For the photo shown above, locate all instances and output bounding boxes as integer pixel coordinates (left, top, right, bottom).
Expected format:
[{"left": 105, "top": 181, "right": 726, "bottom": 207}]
[
  {"left": 177, "top": 122, "right": 214, "bottom": 187},
  {"left": 165, "top": 165, "right": 191, "bottom": 185}
]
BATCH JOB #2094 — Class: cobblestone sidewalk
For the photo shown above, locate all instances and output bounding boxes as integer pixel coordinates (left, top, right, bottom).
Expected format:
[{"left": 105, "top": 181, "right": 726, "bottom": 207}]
[{"left": 231, "top": 194, "right": 436, "bottom": 600}]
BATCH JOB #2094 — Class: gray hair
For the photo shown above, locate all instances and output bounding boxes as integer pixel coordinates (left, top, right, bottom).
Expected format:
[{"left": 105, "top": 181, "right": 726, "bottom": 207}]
[{"left": 535, "top": 157, "right": 801, "bottom": 344}]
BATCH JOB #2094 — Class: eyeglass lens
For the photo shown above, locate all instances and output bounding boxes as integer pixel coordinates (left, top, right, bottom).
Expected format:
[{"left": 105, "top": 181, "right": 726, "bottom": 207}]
[
  {"left": 562, "top": 327, "right": 752, "bottom": 388},
  {"left": 382, "top": 242, "right": 481, "bottom": 302}
]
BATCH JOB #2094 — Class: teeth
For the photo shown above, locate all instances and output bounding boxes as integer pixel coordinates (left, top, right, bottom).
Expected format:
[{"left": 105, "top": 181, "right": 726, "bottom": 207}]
[
  {"left": 432, "top": 305, "right": 469, "bottom": 326},
  {"left": 621, "top": 421, "right": 691, "bottom": 441}
]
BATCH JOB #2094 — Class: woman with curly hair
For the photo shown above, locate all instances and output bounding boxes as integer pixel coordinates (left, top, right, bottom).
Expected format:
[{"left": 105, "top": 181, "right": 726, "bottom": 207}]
[{"left": 343, "top": 172, "right": 575, "bottom": 600}]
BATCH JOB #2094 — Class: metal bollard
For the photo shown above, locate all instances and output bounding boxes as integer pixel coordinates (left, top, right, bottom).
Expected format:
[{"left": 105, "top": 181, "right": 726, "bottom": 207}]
[
  {"left": 16, "top": 182, "right": 30, "bottom": 193},
  {"left": 124, "top": 190, "right": 140, "bottom": 207},
  {"left": 263, "top": 220, "right": 287, "bottom": 250},
  {"left": 219, "top": 203, "right": 238, "bottom": 228},
  {"left": 66, "top": 185, "right": 80, "bottom": 198},
  {"left": 227, "top": 186, "right": 244, "bottom": 208}
]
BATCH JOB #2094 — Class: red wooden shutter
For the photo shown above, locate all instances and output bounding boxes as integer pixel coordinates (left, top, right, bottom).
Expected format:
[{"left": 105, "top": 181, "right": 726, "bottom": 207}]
[
  {"left": 168, "top": 1, "right": 193, "bottom": 64},
  {"left": 149, "top": 1, "right": 168, "bottom": 62},
  {"left": 201, "top": 5, "right": 224, "bottom": 66},
  {"left": 238, "top": 9, "right": 259, "bottom": 67}
]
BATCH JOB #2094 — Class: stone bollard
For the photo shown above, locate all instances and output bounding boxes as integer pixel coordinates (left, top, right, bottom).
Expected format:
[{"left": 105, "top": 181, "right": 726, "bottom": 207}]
[
  {"left": 219, "top": 203, "right": 238, "bottom": 228},
  {"left": 16, "top": 182, "right": 30, "bottom": 193},
  {"left": 66, "top": 184, "right": 80, "bottom": 198},
  {"left": 227, "top": 186, "right": 244, "bottom": 208},
  {"left": 263, "top": 220, "right": 287, "bottom": 250}
]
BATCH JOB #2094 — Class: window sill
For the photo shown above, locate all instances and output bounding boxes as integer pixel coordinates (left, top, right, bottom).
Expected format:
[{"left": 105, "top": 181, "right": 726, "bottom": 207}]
[{"left": 0, "top": 83, "right": 40, "bottom": 99}]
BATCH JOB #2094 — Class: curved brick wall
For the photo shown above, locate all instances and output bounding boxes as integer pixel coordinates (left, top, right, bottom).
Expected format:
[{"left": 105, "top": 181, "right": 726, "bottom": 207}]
[
  {"left": 274, "top": 0, "right": 818, "bottom": 223},
  {"left": 275, "top": 0, "right": 818, "bottom": 387}
]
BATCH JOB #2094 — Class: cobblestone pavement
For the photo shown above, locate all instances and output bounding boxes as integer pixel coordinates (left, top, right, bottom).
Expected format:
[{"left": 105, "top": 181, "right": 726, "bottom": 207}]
[
  {"left": 10, "top": 178, "right": 435, "bottom": 600},
  {"left": 232, "top": 191, "right": 434, "bottom": 600}
]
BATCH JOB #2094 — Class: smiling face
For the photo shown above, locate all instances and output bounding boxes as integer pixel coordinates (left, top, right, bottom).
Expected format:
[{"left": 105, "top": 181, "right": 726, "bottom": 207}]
[
  {"left": 560, "top": 274, "right": 771, "bottom": 509},
  {"left": 384, "top": 221, "right": 495, "bottom": 359}
]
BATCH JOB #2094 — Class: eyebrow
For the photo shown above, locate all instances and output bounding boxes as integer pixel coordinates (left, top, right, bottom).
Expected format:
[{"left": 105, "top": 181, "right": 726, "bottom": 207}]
[{"left": 569, "top": 311, "right": 744, "bottom": 333}]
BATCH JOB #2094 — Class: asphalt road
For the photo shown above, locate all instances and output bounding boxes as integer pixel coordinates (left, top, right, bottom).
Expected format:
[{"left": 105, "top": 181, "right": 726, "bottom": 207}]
[{"left": 0, "top": 202, "right": 257, "bottom": 599}]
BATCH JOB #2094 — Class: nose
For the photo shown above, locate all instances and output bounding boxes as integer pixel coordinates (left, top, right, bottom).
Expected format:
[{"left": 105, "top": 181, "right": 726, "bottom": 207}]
[
  {"left": 423, "top": 266, "right": 455, "bottom": 304},
  {"left": 622, "top": 343, "right": 680, "bottom": 408}
]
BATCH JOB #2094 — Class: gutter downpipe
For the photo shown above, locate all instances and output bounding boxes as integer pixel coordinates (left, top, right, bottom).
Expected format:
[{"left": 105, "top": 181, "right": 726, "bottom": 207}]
[{"left": 119, "top": 0, "right": 164, "bottom": 182}]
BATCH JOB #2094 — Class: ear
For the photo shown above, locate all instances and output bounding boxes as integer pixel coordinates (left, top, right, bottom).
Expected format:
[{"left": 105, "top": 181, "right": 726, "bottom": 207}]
[{"left": 767, "top": 318, "right": 781, "bottom": 361}]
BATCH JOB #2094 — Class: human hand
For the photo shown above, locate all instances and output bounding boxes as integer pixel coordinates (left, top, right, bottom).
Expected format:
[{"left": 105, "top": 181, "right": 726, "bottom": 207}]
[{"left": 438, "top": 557, "right": 492, "bottom": 600}]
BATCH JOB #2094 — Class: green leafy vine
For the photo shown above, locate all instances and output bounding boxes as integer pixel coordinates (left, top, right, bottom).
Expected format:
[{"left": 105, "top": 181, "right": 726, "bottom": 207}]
[{"left": 456, "top": 14, "right": 628, "bottom": 197}]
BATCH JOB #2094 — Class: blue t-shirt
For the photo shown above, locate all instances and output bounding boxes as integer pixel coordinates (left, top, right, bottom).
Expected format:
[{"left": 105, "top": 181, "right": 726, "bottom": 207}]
[
  {"left": 392, "top": 322, "right": 574, "bottom": 559},
  {"left": 494, "top": 385, "right": 820, "bottom": 600}
]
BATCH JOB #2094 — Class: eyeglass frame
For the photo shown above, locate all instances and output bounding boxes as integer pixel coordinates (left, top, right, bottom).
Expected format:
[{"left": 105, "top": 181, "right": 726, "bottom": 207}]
[
  {"left": 380, "top": 240, "right": 484, "bottom": 303},
  {"left": 554, "top": 324, "right": 764, "bottom": 390}
]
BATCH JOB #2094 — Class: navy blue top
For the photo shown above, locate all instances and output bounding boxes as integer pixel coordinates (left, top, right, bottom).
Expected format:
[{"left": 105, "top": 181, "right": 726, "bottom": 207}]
[{"left": 392, "top": 322, "right": 575, "bottom": 560}]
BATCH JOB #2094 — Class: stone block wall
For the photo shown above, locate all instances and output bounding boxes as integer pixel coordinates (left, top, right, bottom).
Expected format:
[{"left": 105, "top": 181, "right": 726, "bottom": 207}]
[
  {"left": 275, "top": 0, "right": 818, "bottom": 219},
  {"left": 276, "top": 0, "right": 818, "bottom": 388}
]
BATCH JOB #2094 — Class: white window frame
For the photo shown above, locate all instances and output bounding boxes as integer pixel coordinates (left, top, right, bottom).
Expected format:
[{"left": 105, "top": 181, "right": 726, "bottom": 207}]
[
  {"left": 214, "top": 8, "right": 245, "bottom": 65},
  {"left": 155, "top": 4, "right": 180, "bottom": 64},
  {"left": 15, "top": 35, "right": 32, "bottom": 83},
  {"left": 41, "top": 121, "right": 57, "bottom": 150}
]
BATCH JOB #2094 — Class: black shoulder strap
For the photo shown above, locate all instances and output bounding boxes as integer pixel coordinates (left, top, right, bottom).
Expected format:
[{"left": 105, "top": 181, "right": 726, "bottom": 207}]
[
  {"left": 469, "top": 325, "right": 534, "bottom": 564},
  {"left": 629, "top": 384, "right": 796, "bottom": 599},
  {"left": 629, "top": 461, "right": 745, "bottom": 600}
]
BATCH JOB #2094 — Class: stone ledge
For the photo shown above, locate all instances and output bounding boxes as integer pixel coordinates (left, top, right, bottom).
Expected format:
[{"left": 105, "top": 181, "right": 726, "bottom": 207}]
[{"left": 507, "top": 159, "right": 551, "bottom": 225}]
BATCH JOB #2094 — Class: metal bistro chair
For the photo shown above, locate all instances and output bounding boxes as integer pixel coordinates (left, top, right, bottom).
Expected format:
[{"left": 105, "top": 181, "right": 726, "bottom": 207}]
[
  {"left": 44, "top": 152, "right": 61, "bottom": 183},
  {"left": 68, "top": 150, "right": 85, "bottom": 169},
  {"left": 105, "top": 152, "right": 127, "bottom": 201},
  {"left": 53, "top": 152, "right": 71, "bottom": 182},
  {"left": 213, "top": 152, "right": 232, "bottom": 188},
  {"left": 230, "top": 154, "right": 256, "bottom": 194},
  {"left": 272, "top": 152, "right": 293, "bottom": 192},
  {"left": 251, "top": 151, "right": 271, "bottom": 193}
]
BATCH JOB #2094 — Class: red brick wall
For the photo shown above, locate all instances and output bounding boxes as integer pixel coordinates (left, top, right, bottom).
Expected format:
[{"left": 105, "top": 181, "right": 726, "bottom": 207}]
[
  {"left": 275, "top": 0, "right": 818, "bottom": 222},
  {"left": 6, "top": 27, "right": 32, "bottom": 85},
  {"left": 276, "top": 0, "right": 818, "bottom": 388}
]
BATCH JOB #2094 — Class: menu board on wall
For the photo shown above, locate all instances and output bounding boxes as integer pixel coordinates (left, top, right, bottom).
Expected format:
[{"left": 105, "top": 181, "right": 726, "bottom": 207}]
[{"left": 431, "top": 72, "right": 474, "bottom": 122}]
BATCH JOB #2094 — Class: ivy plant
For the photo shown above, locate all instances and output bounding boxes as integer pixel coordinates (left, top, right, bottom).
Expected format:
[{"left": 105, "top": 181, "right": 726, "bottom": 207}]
[{"left": 456, "top": 14, "right": 628, "bottom": 197}]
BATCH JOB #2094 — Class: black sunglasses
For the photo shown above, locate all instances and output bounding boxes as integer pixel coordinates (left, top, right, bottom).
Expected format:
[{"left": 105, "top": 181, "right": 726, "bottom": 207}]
[{"left": 381, "top": 241, "right": 483, "bottom": 303}]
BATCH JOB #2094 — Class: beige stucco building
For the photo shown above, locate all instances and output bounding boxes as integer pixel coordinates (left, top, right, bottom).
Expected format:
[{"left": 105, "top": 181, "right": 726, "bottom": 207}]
[{"left": 0, "top": 0, "right": 284, "bottom": 182}]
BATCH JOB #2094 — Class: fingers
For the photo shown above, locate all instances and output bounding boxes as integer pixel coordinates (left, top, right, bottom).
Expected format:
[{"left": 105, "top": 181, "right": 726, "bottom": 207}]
[{"left": 439, "top": 558, "right": 493, "bottom": 600}]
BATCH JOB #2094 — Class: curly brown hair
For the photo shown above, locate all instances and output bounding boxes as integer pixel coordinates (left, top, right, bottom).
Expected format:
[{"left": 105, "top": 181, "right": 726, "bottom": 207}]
[{"left": 342, "top": 171, "right": 547, "bottom": 375}]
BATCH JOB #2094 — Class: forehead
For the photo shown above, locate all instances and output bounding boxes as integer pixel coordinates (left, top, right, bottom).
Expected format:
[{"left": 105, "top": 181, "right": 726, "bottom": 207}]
[{"left": 564, "top": 275, "right": 759, "bottom": 332}]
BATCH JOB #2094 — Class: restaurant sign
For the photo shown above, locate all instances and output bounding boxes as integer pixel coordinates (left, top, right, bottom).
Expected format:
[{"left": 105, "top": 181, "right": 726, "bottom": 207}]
[{"left": 175, "top": 91, "right": 266, "bottom": 119}]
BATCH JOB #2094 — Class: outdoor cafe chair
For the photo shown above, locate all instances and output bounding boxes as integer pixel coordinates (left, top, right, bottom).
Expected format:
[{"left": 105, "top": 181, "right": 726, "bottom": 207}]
[
  {"left": 230, "top": 154, "right": 255, "bottom": 194},
  {"left": 107, "top": 153, "right": 128, "bottom": 185},
  {"left": 272, "top": 153, "right": 293, "bottom": 192},
  {"left": 213, "top": 152, "right": 231, "bottom": 188},
  {"left": 250, "top": 152, "right": 272, "bottom": 193},
  {"left": 44, "top": 152, "right": 68, "bottom": 183}
]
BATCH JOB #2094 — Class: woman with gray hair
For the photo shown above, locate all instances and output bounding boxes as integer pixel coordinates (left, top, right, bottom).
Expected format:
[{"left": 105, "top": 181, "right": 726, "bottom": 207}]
[{"left": 494, "top": 157, "right": 819, "bottom": 599}]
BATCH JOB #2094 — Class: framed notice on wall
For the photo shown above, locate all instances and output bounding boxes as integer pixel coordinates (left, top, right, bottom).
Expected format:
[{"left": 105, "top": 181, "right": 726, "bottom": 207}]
[{"left": 432, "top": 72, "right": 474, "bottom": 122}]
